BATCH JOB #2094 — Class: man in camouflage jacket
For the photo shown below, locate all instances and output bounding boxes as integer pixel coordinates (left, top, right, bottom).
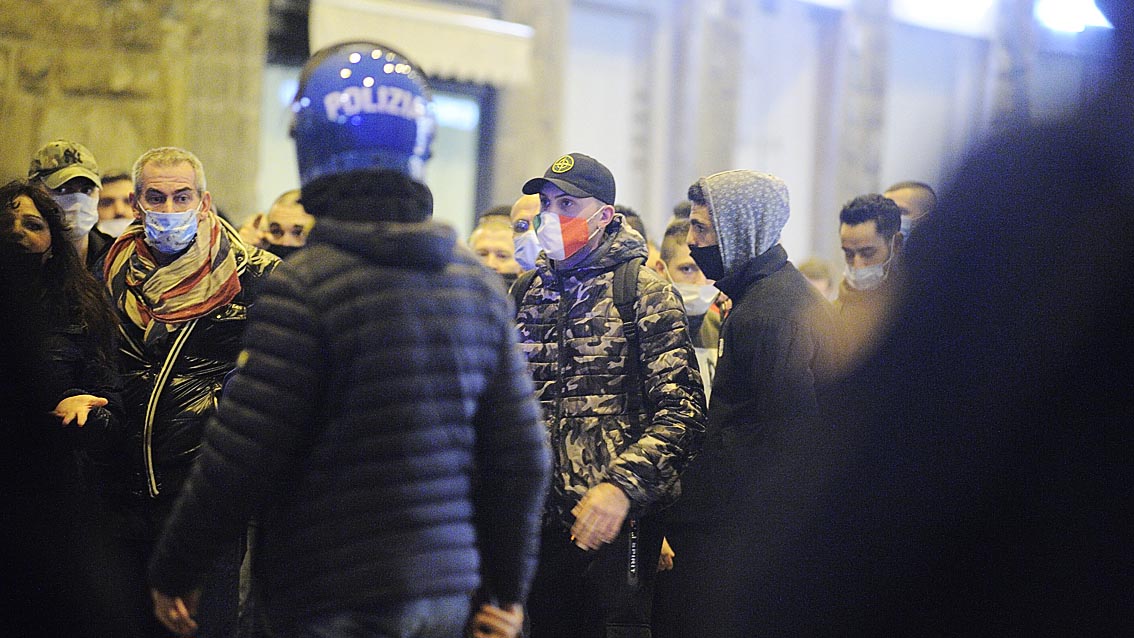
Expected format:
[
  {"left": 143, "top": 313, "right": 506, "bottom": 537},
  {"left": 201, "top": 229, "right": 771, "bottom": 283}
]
[{"left": 514, "top": 153, "right": 706, "bottom": 638}]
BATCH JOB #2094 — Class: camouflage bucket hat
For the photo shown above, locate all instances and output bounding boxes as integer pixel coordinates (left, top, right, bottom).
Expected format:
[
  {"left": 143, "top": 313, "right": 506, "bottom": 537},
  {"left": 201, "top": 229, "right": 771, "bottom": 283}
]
[{"left": 28, "top": 139, "right": 102, "bottom": 190}]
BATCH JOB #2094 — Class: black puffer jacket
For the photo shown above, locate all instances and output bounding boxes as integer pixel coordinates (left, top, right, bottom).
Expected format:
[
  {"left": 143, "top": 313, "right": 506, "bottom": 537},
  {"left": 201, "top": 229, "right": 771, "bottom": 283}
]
[
  {"left": 149, "top": 174, "right": 550, "bottom": 628},
  {"left": 109, "top": 230, "right": 278, "bottom": 503}
]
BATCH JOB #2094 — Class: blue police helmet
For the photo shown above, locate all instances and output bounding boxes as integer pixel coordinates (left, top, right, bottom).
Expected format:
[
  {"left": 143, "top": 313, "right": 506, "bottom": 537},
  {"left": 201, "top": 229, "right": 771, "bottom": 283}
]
[{"left": 291, "top": 41, "right": 436, "bottom": 186}]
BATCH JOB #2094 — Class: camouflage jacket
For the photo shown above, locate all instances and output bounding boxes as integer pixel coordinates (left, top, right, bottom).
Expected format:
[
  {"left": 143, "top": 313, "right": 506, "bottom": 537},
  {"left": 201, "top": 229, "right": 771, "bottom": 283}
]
[{"left": 515, "top": 220, "right": 707, "bottom": 528}]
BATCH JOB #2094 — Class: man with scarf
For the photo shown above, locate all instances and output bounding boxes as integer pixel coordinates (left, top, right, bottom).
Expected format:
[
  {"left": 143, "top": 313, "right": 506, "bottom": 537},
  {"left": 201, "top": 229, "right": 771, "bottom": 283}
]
[
  {"left": 514, "top": 152, "right": 706, "bottom": 638},
  {"left": 663, "top": 170, "right": 836, "bottom": 638},
  {"left": 102, "top": 146, "right": 278, "bottom": 637}
]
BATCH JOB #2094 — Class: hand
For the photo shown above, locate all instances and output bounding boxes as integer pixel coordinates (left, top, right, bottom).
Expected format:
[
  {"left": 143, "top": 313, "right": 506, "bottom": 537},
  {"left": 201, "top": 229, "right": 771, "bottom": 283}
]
[
  {"left": 151, "top": 588, "right": 201, "bottom": 636},
  {"left": 570, "top": 482, "right": 630, "bottom": 551},
  {"left": 715, "top": 293, "right": 732, "bottom": 317},
  {"left": 658, "top": 536, "right": 675, "bottom": 572},
  {"left": 51, "top": 394, "right": 109, "bottom": 427},
  {"left": 468, "top": 602, "right": 524, "bottom": 638}
]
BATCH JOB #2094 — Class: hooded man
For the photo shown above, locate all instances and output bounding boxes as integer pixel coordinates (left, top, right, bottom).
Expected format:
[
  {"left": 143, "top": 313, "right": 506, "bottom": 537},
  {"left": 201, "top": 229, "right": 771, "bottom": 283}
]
[
  {"left": 663, "top": 170, "right": 836, "bottom": 638},
  {"left": 146, "top": 41, "right": 549, "bottom": 638},
  {"left": 513, "top": 152, "right": 706, "bottom": 638}
]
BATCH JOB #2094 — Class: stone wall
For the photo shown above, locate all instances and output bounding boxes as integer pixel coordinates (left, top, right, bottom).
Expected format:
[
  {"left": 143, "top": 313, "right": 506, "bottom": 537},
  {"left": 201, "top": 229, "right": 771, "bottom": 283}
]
[{"left": 0, "top": 0, "right": 267, "bottom": 218}]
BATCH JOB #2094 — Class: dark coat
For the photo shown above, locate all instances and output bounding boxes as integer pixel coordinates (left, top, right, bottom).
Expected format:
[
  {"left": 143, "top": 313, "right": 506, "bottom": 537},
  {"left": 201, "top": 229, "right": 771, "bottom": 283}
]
[
  {"left": 0, "top": 276, "right": 124, "bottom": 637},
  {"left": 799, "top": 72, "right": 1134, "bottom": 635},
  {"left": 661, "top": 245, "right": 837, "bottom": 637},
  {"left": 108, "top": 234, "right": 278, "bottom": 503},
  {"left": 671, "top": 244, "right": 837, "bottom": 531},
  {"left": 148, "top": 194, "right": 550, "bottom": 628}
]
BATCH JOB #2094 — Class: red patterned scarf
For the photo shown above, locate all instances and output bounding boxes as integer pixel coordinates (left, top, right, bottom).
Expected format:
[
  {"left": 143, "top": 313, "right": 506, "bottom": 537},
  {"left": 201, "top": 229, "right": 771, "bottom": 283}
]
[{"left": 104, "top": 212, "right": 242, "bottom": 343}]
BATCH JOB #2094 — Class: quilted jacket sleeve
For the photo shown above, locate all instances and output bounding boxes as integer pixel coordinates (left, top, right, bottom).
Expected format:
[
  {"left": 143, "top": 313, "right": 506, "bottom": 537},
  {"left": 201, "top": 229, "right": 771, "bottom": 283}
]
[
  {"left": 148, "top": 262, "right": 325, "bottom": 595},
  {"left": 470, "top": 290, "right": 551, "bottom": 605},
  {"left": 603, "top": 270, "right": 708, "bottom": 513}
]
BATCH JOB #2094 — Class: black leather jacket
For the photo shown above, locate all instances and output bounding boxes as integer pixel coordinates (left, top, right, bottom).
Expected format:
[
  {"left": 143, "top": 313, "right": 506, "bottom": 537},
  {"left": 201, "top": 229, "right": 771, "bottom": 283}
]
[{"left": 109, "top": 231, "right": 278, "bottom": 503}]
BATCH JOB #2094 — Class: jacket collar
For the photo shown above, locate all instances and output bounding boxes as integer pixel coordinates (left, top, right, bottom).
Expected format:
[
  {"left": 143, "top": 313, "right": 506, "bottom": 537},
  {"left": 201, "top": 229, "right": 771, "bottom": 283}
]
[{"left": 714, "top": 243, "right": 788, "bottom": 301}]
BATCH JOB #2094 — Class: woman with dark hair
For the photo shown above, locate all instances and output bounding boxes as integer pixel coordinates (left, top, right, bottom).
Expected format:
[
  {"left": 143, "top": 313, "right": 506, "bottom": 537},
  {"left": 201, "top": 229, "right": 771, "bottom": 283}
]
[{"left": 1, "top": 178, "right": 125, "bottom": 636}]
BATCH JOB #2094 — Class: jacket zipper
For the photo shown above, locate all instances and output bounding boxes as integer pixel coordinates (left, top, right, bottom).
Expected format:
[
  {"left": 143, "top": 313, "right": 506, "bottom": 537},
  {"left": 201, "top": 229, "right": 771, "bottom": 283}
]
[
  {"left": 137, "top": 220, "right": 251, "bottom": 498},
  {"left": 143, "top": 318, "right": 199, "bottom": 497},
  {"left": 554, "top": 274, "right": 568, "bottom": 436}
]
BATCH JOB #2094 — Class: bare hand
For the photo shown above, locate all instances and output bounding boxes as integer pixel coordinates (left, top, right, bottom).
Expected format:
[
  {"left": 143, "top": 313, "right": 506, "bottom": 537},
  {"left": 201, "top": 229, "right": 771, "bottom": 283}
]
[
  {"left": 51, "top": 394, "right": 108, "bottom": 427},
  {"left": 658, "top": 536, "right": 675, "bottom": 572},
  {"left": 468, "top": 602, "right": 524, "bottom": 638},
  {"left": 570, "top": 482, "right": 630, "bottom": 551},
  {"left": 151, "top": 588, "right": 201, "bottom": 636}
]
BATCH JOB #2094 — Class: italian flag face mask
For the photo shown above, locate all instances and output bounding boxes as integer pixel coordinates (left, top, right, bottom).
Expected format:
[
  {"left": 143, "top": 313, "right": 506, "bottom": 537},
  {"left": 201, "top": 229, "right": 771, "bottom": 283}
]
[{"left": 534, "top": 205, "right": 605, "bottom": 261}]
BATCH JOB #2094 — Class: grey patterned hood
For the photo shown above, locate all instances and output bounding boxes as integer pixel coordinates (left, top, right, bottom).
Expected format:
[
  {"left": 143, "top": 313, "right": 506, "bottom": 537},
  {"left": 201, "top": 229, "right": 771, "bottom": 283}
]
[{"left": 699, "top": 170, "right": 790, "bottom": 275}]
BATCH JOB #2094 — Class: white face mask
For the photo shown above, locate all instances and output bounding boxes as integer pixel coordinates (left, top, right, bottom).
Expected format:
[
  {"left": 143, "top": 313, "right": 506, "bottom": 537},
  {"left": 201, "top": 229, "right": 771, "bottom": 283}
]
[
  {"left": 513, "top": 229, "right": 541, "bottom": 271},
  {"left": 98, "top": 217, "right": 134, "bottom": 238},
  {"left": 53, "top": 192, "right": 99, "bottom": 241},
  {"left": 143, "top": 204, "right": 201, "bottom": 254},
  {"left": 845, "top": 237, "right": 896, "bottom": 292},
  {"left": 673, "top": 282, "right": 718, "bottom": 317}
]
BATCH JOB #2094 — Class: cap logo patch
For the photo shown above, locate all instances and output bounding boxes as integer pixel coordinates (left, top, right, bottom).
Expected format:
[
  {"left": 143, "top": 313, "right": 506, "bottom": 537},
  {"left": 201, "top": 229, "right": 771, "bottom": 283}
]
[{"left": 551, "top": 155, "right": 574, "bottom": 173}]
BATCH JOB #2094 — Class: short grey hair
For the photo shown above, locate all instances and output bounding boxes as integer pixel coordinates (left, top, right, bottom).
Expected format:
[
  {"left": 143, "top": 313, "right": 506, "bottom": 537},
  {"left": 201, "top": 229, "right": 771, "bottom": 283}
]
[{"left": 132, "top": 147, "right": 207, "bottom": 195}]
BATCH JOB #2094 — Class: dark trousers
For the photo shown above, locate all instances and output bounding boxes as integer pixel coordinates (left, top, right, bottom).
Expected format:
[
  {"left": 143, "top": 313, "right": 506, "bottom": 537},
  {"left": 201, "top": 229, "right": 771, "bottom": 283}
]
[
  {"left": 104, "top": 496, "right": 244, "bottom": 638},
  {"left": 527, "top": 516, "right": 663, "bottom": 638}
]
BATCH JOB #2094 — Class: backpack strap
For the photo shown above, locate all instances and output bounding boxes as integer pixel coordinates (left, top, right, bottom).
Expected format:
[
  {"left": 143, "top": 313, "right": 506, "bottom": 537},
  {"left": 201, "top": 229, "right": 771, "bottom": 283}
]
[
  {"left": 510, "top": 269, "right": 538, "bottom": 311},
  {"left": 613, "top": 257, "right": 645, "bottom": 420}
]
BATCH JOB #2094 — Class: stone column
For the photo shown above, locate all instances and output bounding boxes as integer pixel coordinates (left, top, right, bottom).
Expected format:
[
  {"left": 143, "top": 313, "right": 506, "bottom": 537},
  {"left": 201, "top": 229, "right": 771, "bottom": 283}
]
[
  {"left": 833, "top": 0, "right": 890, "bottom": 203},
  {"left": 0, "top": 0, "right": 267, "bottom": 217},
  {"left": 493, "top": 0, "right": 571, "bottom": 204},
  {"left": 669, "top": 0, "right": 746, "bottom": 187}
]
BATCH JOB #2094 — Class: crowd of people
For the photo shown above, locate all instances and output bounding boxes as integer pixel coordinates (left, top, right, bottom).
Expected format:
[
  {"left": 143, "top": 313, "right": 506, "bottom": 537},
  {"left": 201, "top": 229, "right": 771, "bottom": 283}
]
[{"left": 3, "top": 2, "right": 1131, "bottom": 635}]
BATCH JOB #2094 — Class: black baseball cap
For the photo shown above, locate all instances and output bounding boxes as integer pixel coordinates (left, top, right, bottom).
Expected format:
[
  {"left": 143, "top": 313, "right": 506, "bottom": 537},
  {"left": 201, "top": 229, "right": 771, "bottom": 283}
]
[{"left": 522, "top": 153, "right": 616, "bottom": 205}]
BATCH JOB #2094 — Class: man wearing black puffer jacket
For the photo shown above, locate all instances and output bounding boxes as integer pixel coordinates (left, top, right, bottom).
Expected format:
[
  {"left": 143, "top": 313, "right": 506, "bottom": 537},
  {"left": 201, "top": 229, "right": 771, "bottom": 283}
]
[{"left": 147, "top": 41, "right": 550, "bottom": 638}]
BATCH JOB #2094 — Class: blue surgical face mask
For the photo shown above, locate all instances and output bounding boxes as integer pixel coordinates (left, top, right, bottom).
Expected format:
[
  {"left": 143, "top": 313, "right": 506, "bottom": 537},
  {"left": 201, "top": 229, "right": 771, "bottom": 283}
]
[
  {"left": 513, "top": 228, "right": 541, "bottom": 271},
  {"left": 143, "top": 204, "right": 201, "bottom": 254}
]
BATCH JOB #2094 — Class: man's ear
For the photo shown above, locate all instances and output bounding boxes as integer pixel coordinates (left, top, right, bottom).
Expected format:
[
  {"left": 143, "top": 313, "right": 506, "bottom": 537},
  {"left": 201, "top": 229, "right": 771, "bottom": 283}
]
[
  {"left": 652, "top": 258, "right": 669, "bottom": 277},
  {"left": 200, "top": 192, "right": 213, "bottom": 221},
  {"left": 128, "top": 192, "right": 143, "bottom": 220},
  {"left": 598, "top": 203, "right": 616, "bottom": 226}
]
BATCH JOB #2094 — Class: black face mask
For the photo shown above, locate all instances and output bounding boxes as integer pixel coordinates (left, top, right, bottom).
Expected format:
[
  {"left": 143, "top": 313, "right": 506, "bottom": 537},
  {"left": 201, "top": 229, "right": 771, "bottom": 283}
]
[
  {"left": 688, "top": 244, "right": 725, "bottom": 281},
  {"left": 266, "top": 244, "right": 302, "bottom": 259}
]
